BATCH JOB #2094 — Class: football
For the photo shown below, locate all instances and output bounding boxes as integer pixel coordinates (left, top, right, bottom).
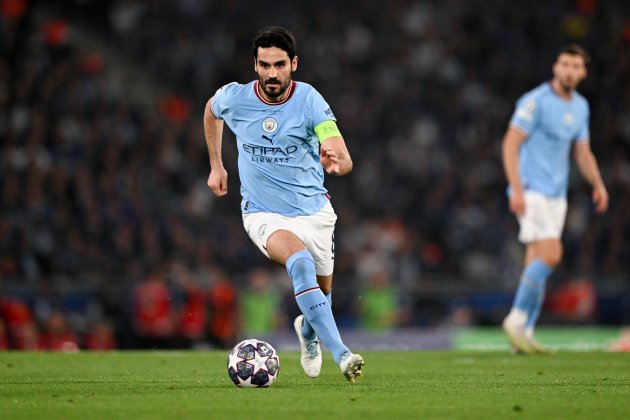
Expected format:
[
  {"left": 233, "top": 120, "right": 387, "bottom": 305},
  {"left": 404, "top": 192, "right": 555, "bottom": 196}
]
[{"left": 227, "top": 339, "right": 280, "bottom": 387}]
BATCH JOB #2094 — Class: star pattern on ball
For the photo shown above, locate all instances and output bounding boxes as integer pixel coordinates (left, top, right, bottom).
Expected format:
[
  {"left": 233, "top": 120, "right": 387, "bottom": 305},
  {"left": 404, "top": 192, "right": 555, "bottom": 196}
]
[
  {"left": 228, "top": 352, "right": 245, "bottom": 370},
  {"left": 251, "top": 349, "right": 271, "bottom": 376},
  {"left": 227, "top": 339, "right": 280, "bottom": 387}
]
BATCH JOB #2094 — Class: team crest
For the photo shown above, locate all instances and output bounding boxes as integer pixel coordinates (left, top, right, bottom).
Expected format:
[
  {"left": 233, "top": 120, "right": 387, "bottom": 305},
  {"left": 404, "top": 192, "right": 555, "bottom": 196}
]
[
  {"left": 516, "top": 99, "right": 535, "bottom": 122},
  {"left": 262, "top": 117, "right": 278, "bottom": 133},
  {"left": 258, "top": 224, "right": 267, "bottom": 239}
]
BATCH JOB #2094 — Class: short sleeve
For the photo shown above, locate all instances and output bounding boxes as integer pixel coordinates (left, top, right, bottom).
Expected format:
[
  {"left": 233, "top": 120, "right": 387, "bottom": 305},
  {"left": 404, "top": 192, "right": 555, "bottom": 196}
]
[
  {"left": 307, "top": 88, "right": 337, "bottom": 128},
  {"left": 574, "top": 101, "right": 590, "bottom": 143},
  {"left": 210, "top": 82, "right": 238, "bottom": 120},
  {"left": 509, "top": 95, "right": 539, "bottom": 136}
]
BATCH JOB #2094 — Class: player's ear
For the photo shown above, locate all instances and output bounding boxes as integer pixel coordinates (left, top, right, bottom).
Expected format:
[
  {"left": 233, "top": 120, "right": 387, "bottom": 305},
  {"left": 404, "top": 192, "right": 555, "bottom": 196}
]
[
  {"left": 253, "top": 57, "right": 258, "bottom": 72},
  {"left": 292, "top": 56, "right": 298, "bottom": 72}
]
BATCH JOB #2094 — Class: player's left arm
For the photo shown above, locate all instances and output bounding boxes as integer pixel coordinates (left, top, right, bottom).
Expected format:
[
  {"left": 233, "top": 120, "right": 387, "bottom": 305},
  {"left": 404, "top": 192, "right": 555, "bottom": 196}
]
[
  {"left": 573, "top": 141, "right": 608, "bottom": 213},
  {"left": 315, "top": 120, "right": 353, "bottom": 176}
]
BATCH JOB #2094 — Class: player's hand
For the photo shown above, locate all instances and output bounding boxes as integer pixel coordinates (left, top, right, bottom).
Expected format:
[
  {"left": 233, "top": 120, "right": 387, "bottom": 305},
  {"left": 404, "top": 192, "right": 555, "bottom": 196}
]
[
  {"left": 592, "top": 184, "right": 608, "bottom": 213},
  {"left": 509, "top": 189, "right": 525, "bottom": 216},
  {"left": 208, "top": 167, "right": 228, "bottom": 197},
  {"left": 320, "top": 145, "right": 340, "bottom": 176}
]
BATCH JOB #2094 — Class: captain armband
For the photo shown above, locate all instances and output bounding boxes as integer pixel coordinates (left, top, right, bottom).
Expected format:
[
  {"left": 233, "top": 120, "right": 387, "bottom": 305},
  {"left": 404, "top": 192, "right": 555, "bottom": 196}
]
[{"left": 314, "top": 120, "right": 341, "bottom": 143}]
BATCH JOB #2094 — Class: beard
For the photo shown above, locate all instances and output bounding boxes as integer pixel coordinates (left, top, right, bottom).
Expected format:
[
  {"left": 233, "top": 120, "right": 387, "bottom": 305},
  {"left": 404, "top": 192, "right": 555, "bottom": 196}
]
[
  {"left": 559, "top": 76, "right": 578, "bottom": 92},
  {"left": 258, "top": 74, "right": 292, "bottom": 100}
]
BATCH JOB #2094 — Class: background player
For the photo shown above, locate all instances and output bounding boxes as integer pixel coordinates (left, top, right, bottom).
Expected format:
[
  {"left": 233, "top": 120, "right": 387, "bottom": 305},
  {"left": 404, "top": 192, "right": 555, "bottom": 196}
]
[
  {"left": 203, "top": 27, "right": 364, "bottom": 382},
  {"left": 501, "top": 44, "right": 609, "bottom": 354}
]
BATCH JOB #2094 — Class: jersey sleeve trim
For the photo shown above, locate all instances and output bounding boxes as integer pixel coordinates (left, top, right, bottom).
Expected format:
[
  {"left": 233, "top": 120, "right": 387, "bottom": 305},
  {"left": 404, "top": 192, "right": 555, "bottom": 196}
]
[
  {"left": 314, "top": 120, "right": 341, "bottom": 143},
  {"left": 509, "top": 123, "right": 529, "bottom": 137},
  {"left": 209, "top": 97, "right": 221, "bottom": 119}
]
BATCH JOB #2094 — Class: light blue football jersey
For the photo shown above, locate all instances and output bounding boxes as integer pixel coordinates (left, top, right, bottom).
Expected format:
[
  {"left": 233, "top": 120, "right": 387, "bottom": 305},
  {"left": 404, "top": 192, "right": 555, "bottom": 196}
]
[
  {"left": 509, "top": 82, "right": 590, "bottom": 197},
  {"left": 211, "top": 80, "right": 336, "bottom": 216}
]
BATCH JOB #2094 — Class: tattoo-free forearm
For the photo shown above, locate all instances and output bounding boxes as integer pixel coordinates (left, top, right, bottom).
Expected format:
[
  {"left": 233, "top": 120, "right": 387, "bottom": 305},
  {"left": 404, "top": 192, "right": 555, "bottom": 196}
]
[
  {"left": 575, "top": 146, "right": 605, "bottom": 189},
  {"left": 204, "top": 98, "right": 224, "bottom": 169},
  {"left": 502, "top": 128, "right": 526, "bottom": 192}
]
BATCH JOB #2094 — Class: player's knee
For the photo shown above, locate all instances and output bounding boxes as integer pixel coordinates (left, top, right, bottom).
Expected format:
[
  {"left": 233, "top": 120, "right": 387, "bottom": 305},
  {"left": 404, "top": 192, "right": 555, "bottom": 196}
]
[
  {"left": 545, "top": 243, "right": 563, "bottom": 267},
  {"left": 286, "top": 250, "right": 317, "bottom": 292},
  {"left": 317, "top": 276, "right": 332, "bottom": 295},
  {"left": 291, "top": 257, "right": 316, "bottom": 280}
]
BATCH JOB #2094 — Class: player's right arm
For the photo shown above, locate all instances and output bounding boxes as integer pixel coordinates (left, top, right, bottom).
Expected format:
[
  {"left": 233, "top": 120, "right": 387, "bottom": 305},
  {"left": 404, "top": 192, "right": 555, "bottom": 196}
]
[
  {"left": 204, "top": 96, "right": 228, "bottom": 197},
  {"left": 502, "top": 126, "right": 527, "bottom": 215}
]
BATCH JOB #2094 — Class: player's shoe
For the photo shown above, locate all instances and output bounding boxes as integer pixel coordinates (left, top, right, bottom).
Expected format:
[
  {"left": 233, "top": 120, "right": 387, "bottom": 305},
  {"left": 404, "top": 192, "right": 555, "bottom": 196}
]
[
  {"left": 339, "top": 351, "right": 365, "bottom": 384},
  {"left": 527, "top": 336, "right": 556, "bottom": 355},
  {"left": 293, "top": 315, "right": 322, "bottom": 378},
  {"left": 502, "top": 317, "right": 534, "bottom": 355}
]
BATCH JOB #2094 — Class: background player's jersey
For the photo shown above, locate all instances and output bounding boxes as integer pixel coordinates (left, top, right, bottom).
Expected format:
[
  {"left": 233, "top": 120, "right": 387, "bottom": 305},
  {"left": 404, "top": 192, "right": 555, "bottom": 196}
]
[
  {"left": 212, "top": 80, "right": 335, "bottom": 216},
  {"left": 509, "top": 82, "right": 590, "bottom": 197}
]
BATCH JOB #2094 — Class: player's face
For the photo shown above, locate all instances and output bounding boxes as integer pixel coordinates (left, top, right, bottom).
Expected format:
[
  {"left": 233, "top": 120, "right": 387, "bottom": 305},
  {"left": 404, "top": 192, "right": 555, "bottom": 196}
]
[
  {"left": 553, "top": 53, "right": 587, "bottom": 92},
  {"left": 254, "top": 47, "right": 298, "bottom": 102}
]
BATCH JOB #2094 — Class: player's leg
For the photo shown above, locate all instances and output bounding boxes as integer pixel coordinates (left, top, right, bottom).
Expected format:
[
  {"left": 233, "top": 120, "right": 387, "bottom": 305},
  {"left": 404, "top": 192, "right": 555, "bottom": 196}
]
[
  {"left": 291, "top": 273, "right": 330, "bottom": 373},
  {"left": 266, "top": 229, "right": 358, "bottom": 379},
  {"left": 242, "top": 212, "right": 325, "bottom": 376},
  {"left": 299, "top": 202, "right": 336, "bottom": 342},
  {"left": 301, "top": 274, "right": 332, "bottom": 340},
  {"left": 243, "top": 207, "right": 363, "bottom": 382},
  {"left": 504, "top": 192, "right": 563, "bottom": 354},
  {"left": 511, "top": 239, "right": 559, "bottom": 323},
  {"left": 292, "top": 273, "right": 333, "bottom": 377},
  {"left": 504, "top": 240, "right": 558, "bottom": 351},
  {"left": 523, "top": 239, "right": 561, "bottom": 353},
  {"left": 503, "top": 246, "right": 539, "bottom": 354},
  {"left": 525, "top": 238, "right": 562, "bottom": 325},
  {"left": 297, "top": 202, "right": 363, "bottom": 382}
]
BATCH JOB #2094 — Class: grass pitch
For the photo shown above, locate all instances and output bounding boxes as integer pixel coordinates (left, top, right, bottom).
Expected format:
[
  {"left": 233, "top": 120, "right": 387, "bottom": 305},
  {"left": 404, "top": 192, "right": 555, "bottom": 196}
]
[{"left": 1, "top": 350, "right": 629, "bottom": 419}]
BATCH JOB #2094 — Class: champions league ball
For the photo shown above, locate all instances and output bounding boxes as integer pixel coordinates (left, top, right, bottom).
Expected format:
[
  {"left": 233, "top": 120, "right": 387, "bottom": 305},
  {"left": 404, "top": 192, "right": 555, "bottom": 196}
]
[{"left": 227, "top": 339, "right": 280, "bottom": 387}]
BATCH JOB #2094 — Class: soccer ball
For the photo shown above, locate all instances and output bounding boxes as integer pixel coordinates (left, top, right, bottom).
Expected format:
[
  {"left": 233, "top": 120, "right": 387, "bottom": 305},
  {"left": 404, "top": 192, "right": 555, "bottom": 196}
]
[{"left": 227, "top": 339, "right": 280, "bottom": 387}]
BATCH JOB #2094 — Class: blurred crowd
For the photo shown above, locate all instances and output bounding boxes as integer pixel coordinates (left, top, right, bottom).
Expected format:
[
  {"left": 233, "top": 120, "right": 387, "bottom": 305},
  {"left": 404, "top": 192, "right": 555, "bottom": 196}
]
[{"left": 1, "top": 0, "right": 629, "bottom": 350}]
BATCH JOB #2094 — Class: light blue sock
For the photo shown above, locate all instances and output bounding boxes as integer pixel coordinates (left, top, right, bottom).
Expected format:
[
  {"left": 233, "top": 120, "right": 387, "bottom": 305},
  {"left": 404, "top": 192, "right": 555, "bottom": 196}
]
[
  {"left": 287, "top": 250, "right": 348, "bottom": 364},
  {"left": 302, "top": 291, "right": 332, "bottom": 341},
  {"left": 512, "top": 258, "right": 553, "bottom": 328},
  {"left": 527, "top": 290, "right": 546, "bottom": 330}
]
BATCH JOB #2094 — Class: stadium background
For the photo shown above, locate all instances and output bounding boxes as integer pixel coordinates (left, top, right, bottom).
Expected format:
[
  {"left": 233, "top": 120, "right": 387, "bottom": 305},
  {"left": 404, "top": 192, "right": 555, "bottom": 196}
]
[{"left": 0, "top": 0, "right": 628, "bottom": 351}]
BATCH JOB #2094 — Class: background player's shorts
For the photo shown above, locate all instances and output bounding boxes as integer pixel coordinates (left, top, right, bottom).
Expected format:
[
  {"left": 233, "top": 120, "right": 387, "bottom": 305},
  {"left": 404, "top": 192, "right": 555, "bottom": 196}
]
[
  {"left": 242, "top": 201, "right": 337, "bottom": 276},
  {"left": 517, "top": 191, "right": 567, "bottom": 243}
]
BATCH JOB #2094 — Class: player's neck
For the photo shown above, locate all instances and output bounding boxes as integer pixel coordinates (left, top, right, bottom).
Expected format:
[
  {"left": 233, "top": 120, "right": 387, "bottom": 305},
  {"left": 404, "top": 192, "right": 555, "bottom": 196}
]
[
  {"left": 257, "top": 81, "right": 293, "bottom": 104},
  {"left": 550, "top": 79, "right": 573, "bottom": 101}
]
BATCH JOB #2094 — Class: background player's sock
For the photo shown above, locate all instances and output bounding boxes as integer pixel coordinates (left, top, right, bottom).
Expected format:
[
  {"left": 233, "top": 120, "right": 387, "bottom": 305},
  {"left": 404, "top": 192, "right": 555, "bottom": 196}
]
[
  {"left": 302, "top": 291, "right": 332, "bottom": 341},
  {"left": 287, "top": 250, "right": 348, "bottom": 364},
  {"left": 525, "top": 260, "right": 552, "bottom": 330},
  {"left": 510, "top": 258, "right": 552, "bottom": 327}
]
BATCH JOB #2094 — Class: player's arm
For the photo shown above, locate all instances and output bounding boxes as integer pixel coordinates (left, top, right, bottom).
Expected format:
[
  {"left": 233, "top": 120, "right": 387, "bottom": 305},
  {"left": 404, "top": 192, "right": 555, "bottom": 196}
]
[
  {"left": 573, "top": 141, "right": 608, "bottom": 213},
  {"left": 315, "top": 120, "right": 352, "bottom": 176},
  {"left": 204, "top": 96, "right": 228, "bottom": 196},
  {"left": 502, "top": 126, "right": 527, "bottom": 215}
]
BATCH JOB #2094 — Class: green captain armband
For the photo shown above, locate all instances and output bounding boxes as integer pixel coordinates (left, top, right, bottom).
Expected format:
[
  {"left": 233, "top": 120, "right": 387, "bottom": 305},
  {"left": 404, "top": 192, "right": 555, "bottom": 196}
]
[{"left": 314, "top": 120, "right": 341, "bottom": 143}]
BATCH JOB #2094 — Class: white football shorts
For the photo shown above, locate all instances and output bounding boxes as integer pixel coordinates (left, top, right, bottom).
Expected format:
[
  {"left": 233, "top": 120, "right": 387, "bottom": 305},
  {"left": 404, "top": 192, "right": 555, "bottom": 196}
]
[
  {"left": 517, "top": 191, "right": 567, "bottom": 243},
  {"left": 242, "top": 200, "right": 337, "bottom": 276}
]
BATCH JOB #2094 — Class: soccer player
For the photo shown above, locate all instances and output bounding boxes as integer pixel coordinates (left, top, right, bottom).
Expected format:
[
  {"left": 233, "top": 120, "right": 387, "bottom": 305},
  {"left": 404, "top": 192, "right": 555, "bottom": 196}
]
[
  {"left": 203, "top": 27, "right": 365, "bottom": 383},
  {"left": 501, "top": 44, "right": 609, "bottom": 354}
]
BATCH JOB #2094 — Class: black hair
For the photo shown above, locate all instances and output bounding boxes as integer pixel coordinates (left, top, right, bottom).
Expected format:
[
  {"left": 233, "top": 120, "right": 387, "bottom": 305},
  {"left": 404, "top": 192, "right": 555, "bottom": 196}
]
[
  {"left": 252, "top": 26, "right": 297, "bottom": 60},
  {"left": 558, "top": 43, "right": 591, "bottom": 64}
]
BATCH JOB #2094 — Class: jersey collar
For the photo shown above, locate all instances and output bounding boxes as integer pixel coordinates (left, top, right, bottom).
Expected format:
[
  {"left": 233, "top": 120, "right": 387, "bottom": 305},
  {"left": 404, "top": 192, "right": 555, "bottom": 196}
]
[
  {"left": 548, "top": 80, "right": 574, "bottom": 101},
  {"left": 254, "top": 80, "right": 296, "bottom": 105}
]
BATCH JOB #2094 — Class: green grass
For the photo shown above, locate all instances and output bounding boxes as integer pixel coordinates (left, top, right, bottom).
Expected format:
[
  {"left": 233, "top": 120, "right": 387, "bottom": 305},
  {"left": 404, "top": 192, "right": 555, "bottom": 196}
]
[{"left": 1, "top": 350, "right": 629, "bottom": 419}]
